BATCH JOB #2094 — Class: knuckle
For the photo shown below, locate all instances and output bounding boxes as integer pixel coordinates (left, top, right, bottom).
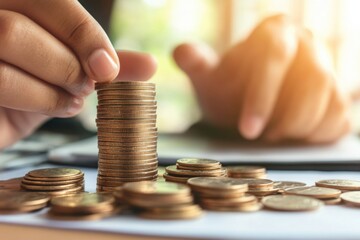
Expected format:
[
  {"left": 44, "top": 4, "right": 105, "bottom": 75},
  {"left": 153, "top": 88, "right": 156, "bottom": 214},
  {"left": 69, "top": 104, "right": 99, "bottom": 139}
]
[
  {"left": 63, "top": 57, "right": 83, "bottom": 89},
  {"left": 67, "top": 17, "right": 96, "bottom": 42},
  {"left": 43, "top": 93, "right": 68, "bottom": 116},
  {"left": 0, "top": 62, "right": 11, "bottom": 90}
]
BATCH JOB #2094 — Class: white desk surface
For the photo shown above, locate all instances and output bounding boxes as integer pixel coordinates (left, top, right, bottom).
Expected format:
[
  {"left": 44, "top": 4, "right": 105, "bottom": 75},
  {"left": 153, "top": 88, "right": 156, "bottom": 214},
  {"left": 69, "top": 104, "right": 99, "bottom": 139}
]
[{"left": 0, "top": 164, "right": 359, "bottom": 240}]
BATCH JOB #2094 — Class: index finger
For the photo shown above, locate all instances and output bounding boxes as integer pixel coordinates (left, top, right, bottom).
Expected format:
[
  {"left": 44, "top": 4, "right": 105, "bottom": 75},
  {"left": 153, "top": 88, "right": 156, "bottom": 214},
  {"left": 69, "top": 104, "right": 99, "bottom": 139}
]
[{"left": 0, "top": 0, "right": 119, "bottom": 82}]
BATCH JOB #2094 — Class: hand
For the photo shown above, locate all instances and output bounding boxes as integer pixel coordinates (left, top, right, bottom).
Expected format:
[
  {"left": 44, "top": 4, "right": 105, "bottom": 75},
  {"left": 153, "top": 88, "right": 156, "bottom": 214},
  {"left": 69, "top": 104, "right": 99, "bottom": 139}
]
[
  {"left": 0, "top": 0, "right": 157, "bottom": 149},
  {"left": 173, "top": 15, "right": 350, "bottom": 143}
]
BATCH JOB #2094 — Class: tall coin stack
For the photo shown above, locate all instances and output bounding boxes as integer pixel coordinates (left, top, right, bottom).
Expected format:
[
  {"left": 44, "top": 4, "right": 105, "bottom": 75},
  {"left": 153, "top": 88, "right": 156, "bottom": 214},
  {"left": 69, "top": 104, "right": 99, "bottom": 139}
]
[{"left": 95, "top": 81, "right": 158, "bottom": 192}]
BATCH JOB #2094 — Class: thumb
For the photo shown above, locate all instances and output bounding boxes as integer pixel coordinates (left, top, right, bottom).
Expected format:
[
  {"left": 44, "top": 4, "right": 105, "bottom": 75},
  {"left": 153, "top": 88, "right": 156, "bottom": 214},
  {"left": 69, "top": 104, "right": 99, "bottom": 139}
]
[{"left": 173, "top": 43, "right": 218, "bottom": 89}]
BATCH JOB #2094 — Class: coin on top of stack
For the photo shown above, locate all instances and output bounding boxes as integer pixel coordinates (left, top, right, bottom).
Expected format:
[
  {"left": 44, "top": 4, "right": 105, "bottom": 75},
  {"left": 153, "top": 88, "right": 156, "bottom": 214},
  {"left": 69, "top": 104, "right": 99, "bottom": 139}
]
[
  {"left": 164, "top": 158, "right": 226, "bottom": 184},
  {"left": 21, "top": 168, "right": 84, "bottom": 197},
  {"left": 0, "top": 192, "right": 50, "bottom": 214},
  {"left": 284, "top": 186, "right": 342, "bottom": 205},
  {"left": 227, "top": 166, "right": 267, "bottom": 179},
  {"left": 188, "top": 177, "right": 262, "bottom": 212},
  {"left": 120, "top": 181, "right": 202, "bottom": 219},
  {"left": 48, "top": 192, "right": 118, "bottom": 220},
  {"left": 95, "top": 81, "right": 158, "bottom": 192}
]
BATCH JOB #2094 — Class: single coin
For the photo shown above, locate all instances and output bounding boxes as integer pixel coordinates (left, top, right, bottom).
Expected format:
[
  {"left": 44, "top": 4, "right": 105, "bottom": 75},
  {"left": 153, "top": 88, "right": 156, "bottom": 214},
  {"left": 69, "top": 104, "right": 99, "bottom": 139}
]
[
  {"left": 42, "top": 185, "right": 84, "bottom": 196},
  {"left": 97, "top": 136, "right": 157, "bottom": 143},
  {"left": 233, "top": 178, "right": 274, "bottom": 190},
  {"left": 139, "top": 206, "right": 202, "bottom": 220},
  {"left": 21, "top": 182, "right": 83, "bottom": 191},
  {"left": 163, "top": 173, "right": 189, "bottom": 184},
  {"left": 47, "top": 208, "right": 119, "bottom": 221},
  {"left": 124, "top": 194, "right": 193, "bottom": 208},
  {"left": 187, "top": 177, "right": 248, "bottom": 192},
  {"left": 227, "top": 166, "right": 266, "bottom": 174},
  {"left": 21, "top": 178, "right": 83, "bottom": 186},
  {"left": 27, "top": 168, "right": 82, "bottom": 179},
  {"left": 177, "top": 158, "right": 220, "bottom": 168},
  {"left": 176, "top": 164, "right": 221, "bottom": 171},
  {"left": 322, "top": 198, "right": 342, "bottom": 205},
  {"left": 98, "top": 170, "right": 158, "bottom": 178},
  {"left": 262, "top": 195, "right": 323, "bottom": 211},
  {"left": 123, "top": 181, "right": 190, "bottom": 197},
  {"left": 203, "top": 202, "right": 262, "bottom": 212},
  {"left": 316, "top": 179, "right": 360, "bottom": 191},
  {"left": 95, "top": 81, "right": 155, "bottom": 90},
  {"left": 340, "top": 191, "right": 360, "bottom": 207},
  {"left": 51, "top": 193, "right": 114, "bottom": 212},
  {"left": 96, "top": 89, "right": 156, "bottom": 96},
  {"left": 284, "top": 186, "right": 341, "bottom": 199},
  {"left": 0, "top": 192, "right": 50, "bottom": 208},
  {"left": 165, "top": 165, "right": 226, "bottom": 177},
  {"left": 200, "top": 194, "right": 256, "bottom": 206},
  {"left": 247, "top": 188, "right": 279, "bottom": 196},
  {"left": 273, "top": 181, "right": 307, "bottom": 192}
]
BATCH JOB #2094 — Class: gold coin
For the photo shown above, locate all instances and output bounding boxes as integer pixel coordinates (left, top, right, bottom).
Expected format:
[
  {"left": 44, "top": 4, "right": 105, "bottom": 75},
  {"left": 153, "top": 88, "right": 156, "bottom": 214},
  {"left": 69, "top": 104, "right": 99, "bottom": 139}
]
[
  {"left": 227, "top": 166, "right": 266, "bottom": 174},
  {"left": 98, "top": 170, "right": 158, "bottom": 178},
  {"left": 200, "top": 193, "right": 256, "bottom": 206},
  {"left": 123, "top": 181, "right": 190, "bottom": 197},
  {"left": 98, "top": 153, "right": 158, "bottom": 160},
  {"left": 187, "top": 177, "right": 248, "bottom": 192},
  {"left": 262, "top": 195, "right": 323, "bottom": 211},
  {"left": 231, "top": 178, "right": 274, "bottom": 190},
  {"left": 340, "top": 191, "right": 360, "bottom": 207},
  {"left": 273, "top": 181, "right": 307, "bottom": 192},
  {"left": 203, "top": 202, "right": 262, "bottom": 212},
  {"left": 96, "top": 89, "right": 156, "bottom": 96},
  {"left": 27, "top": 168, "right": 82, "bottom": 179},
  {"left": 96, "top": 127, "right": 157, "bottom": 133},
  {"left": 165, "top": 165, "right": 226, "bottom": 177},
  {"left": 47, "top": 208, "right": 119, "bottom": 221},
  {"left": 163, "top": 173, "right": 189, "bottom": 184},
  {"left": 51, "top": 193, "right": 114, "bottom": 213},
  {"left": 176, "top": 164, "right": 221, "bottom": 171},
  {"left": 284, "top": 186, "right": 341, "bottom": 199},
  {"left": 97, "top": 100, "right": 157, "bottom": 105},
  {"left": 228, "top": 172, "right": 267, "bottom": 179},
  {"left": 95, "top": 81, "right": 155, "bottom": 90},
  {"left": 176, "top": 158, "right": 221, "bottom": 168},
  {"left": 21, "top": 182, "right": 84, "bottom": 191},
  {"left": 316, "top": 179, "right": 360, "bottom": 191},
  {"left": 0, "top": 203, "right": 48, "bottom": 214},
  {"left": 139, "top": 205, "right": 202, "bottom": 220},
  {"left": 97, "top": 136, "right": 157, "bottom": 143},
  {"left": 41, "top": 185, "right": 84, "bottom": 196},
  {"left": 322, "top": 198, "right": 342, "bottom": 205},
  {"left": 96, "top": 118, "right": 156, "bottom": 124},
  {"left": 125, "top": 194, "right": 194, "bottom": 208},
  {"left": 22, "top": 177, "right": 83, "bottom": 186},
  {"left": 247, "top": 188, "right": 279, "bottom": 196},
  {"left": 0, "top": 192, "right": 50, "bottom": 208}
]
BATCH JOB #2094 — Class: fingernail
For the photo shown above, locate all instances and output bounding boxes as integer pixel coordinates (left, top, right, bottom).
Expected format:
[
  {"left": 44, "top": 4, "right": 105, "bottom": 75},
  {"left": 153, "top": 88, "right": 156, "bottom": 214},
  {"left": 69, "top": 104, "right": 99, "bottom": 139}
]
[
  {"left": 240, "top": 116, "right": 264, "bottom": 139},
  {"left": 88, "top": 49, "right": 119, "bottom": 81},
  {"left": 67, "top": 97, "right": 83, "bottom": 116},
  {"left": 80, "top": 79, "right": 95, "bottom": 97}
]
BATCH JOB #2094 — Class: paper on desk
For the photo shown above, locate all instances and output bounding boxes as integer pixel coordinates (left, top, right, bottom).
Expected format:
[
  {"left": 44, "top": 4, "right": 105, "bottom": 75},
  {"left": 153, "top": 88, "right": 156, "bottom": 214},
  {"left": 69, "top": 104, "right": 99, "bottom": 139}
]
[
  {"left": 0, "top": 164, "right": 360, "bottom": 240},
  {"left": 48, "top": 134, "right": 360, "bottom": 166}
]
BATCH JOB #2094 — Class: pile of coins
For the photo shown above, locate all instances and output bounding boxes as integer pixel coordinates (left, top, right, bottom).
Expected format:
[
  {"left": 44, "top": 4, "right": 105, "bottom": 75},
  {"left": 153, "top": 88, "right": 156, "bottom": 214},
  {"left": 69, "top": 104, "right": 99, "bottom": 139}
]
[
  {"left": 188, "top": 177, "right": 262, "bottom": 212},
  {"left": 0, "top": 192, "right": 50, "bottom": 213},
  {"left": 227, "top": 166, "right": 267, "bottom": 179},
  {"left": 21, "top": 168, "right": 84, "bottom": 196},
  {"left": 119, "top": 181, "right": 202, "bottom": 219},
  {"left": 95, "top": 81, "right": 158, "bottom": 192},
  {"left": 48, "top": 193, "right": 118, "bottom": 220},
  {"left": 284, "top": 186, "right": 342, "bottom": 205},
  {"left": 164, "top": 158, "right": 226, "bottom": 184}
]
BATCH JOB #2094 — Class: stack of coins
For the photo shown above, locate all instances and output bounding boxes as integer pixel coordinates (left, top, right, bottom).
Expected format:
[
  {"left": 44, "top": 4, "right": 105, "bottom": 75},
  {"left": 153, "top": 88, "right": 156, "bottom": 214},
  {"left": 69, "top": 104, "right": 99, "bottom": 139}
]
[
  {"left": 262, "top": 195, "right": 323, "bottom": 212},
  {"left": 240, "top": 179, "right": 279, "bottom": 198},
  {"left": 227, "top": 166, "right": 267, "bottom": 179},
  {"left": 164, "top": 158, "right": 226, "bottom": 184},
  {"left": 120, "top": 181, "right": 202, "bottom": 219},
  {"left": 0, "top": 192, "right": 50, "bottom": 214},
  {"left": 21, "top": 168, "right": 84, "bottom": 196},
  {"left": 284, "top": 186, "right": 342, "bottom": 205},
  {"left": 188, "top": 177, "right": 262, "bottom": 212},
  {"left": 48, "top": 193, "right": 118, "bottom": 220},
  {"left": 95, "top": 81, "right": 158, "bottom": 192}
]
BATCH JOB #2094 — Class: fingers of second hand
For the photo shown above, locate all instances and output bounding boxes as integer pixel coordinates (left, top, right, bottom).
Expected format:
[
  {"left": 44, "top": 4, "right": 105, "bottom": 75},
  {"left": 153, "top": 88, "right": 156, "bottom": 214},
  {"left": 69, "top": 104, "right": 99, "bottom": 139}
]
[
  {"left": 239, "top": 19, "right": 298, "bottom": 140},
  {"left": 0, "top": 61, "right": 83, "bottom": 118},
  {"left": 0, "top": 0, "right": 119, "bottom": 82}
]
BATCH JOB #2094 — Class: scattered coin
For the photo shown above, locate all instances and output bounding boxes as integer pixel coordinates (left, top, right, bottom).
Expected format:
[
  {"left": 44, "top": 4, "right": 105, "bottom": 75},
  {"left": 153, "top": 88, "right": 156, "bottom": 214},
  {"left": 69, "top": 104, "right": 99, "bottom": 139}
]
[
  {"left": 340, "top": 191, "right": 360, "bottom": 207},
  {"left": 316, "top": 179, "right": 360, "bottom": 191},
  {"left": 0, "top": 192, "right": 50, "bottom": 213},
  {"left": 262, "top": 195, "right": 323, "bottom": 211},
  {"left": 273, "top": 181, "right": 307, "bottom": 193},
  {"left": 284, "top": 186, "right": 341, "bottom": 199}
]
